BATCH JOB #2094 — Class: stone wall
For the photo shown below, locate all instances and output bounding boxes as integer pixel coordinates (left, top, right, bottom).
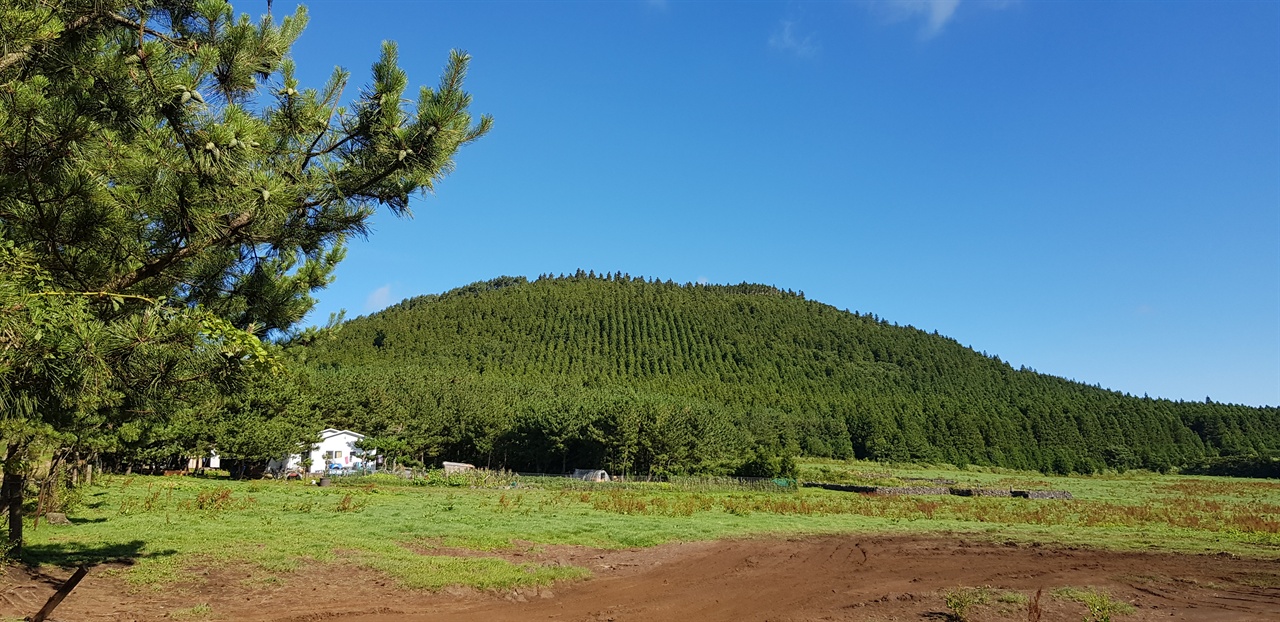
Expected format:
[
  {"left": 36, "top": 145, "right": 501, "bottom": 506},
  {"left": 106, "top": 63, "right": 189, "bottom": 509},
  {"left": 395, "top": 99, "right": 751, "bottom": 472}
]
[
  {"left": 803, "top": 481, "right": 1072, "bottom": 500},
  {"left": 1012, "top": 490, "right": 1073, "bottom": 500}
]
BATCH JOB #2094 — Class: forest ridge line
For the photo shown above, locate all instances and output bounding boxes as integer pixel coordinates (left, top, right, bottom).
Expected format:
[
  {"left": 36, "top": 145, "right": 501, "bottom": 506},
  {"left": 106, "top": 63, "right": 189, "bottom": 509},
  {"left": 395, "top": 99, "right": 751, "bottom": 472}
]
[{"left": 297, "top": 272, "right": 1279, "bottom": 478}]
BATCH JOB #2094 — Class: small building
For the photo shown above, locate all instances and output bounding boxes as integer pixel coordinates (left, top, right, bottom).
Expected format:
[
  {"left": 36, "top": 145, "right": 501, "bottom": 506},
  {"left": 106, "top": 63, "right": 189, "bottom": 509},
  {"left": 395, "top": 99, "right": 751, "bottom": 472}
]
[
  {"left": 186, "top": 450, "right": 221, "bottom": 471},
  {"left": 572, "top": 469, "right": 610, "bottom": 482},
  {"left": 442, "top": 461, "right": 475, "bottom": 474},
  {"left": 281, "top": 428, "right": 374, "bottom": 474}
]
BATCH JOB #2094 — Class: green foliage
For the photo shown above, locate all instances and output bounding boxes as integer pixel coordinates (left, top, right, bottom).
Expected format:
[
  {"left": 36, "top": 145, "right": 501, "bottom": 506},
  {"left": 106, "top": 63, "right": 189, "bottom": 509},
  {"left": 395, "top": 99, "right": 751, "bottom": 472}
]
[
  {"left": 735, "top": 450, "right": 798, "bottom": 480},
  {"left": 1052, "top": 587, "right": 1136, "bottom": 622},
  {"left": 297, "top": 274, "right": 1280, "bottom": 477},
  {"left": 942, "top": 586, "right": 991, "bottom": 621},
  {"left": 1181, "top": 454, "right": 1280, "bottom": 479},
  {"left": 0, "top": 0, "right": 488, "bottom": 548}
]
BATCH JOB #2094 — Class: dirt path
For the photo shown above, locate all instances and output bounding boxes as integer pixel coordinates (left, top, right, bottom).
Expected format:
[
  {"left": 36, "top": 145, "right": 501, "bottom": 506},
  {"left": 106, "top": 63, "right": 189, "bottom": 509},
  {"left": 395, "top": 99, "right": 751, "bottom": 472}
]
[{"left": 4, "top": 535, "right": 1278, "bottom": 621}]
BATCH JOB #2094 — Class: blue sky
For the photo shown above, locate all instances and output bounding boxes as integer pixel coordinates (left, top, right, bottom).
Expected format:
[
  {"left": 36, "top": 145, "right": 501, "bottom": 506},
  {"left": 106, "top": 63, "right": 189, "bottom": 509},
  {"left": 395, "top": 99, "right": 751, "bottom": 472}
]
[{"left": 287, "top": 1, "right": 1279, "bottom": 407}]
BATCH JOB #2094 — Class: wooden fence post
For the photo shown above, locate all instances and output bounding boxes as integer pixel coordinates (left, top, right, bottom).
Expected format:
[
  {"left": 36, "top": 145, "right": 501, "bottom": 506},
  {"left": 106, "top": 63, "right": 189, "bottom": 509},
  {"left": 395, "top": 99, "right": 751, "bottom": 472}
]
[{"left": 31, "top": 565, "right": 89, "bottom": 622}]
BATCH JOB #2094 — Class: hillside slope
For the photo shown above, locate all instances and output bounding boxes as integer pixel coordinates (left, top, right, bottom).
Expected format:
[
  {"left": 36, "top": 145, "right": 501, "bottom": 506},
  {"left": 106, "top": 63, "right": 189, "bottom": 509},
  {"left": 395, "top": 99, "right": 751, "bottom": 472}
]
[{"left": 301, "top": 273, "right": 1279, "bottom": 476}]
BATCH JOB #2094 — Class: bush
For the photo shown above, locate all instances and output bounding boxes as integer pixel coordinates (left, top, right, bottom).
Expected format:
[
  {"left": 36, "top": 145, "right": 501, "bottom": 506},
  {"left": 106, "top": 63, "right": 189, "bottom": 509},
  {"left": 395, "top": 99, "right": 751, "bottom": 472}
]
[{"left": 734, "top": 451, "right": 798, "bottom": 480}]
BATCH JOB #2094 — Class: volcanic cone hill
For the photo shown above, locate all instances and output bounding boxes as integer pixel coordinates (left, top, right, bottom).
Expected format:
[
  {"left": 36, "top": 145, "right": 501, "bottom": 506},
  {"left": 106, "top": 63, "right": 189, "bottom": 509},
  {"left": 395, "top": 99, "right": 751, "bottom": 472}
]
[{"left": 300, "top": 273, "right": 1279, "bottom": 476}]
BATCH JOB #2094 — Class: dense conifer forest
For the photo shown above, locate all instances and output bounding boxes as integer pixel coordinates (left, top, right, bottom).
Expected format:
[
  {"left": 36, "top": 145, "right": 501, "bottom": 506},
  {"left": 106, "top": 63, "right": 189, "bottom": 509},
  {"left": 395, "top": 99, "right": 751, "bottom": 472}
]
[{"left": 298, "top": 273, "right": 1280, "bottom": 477}]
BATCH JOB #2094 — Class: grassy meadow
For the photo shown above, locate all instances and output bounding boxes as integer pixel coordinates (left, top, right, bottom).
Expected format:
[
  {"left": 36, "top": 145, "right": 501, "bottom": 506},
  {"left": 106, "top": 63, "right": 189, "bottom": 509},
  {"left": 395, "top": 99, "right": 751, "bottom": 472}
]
[{"left": 17, "top": 461, "right": 1280, "bottom": 591}]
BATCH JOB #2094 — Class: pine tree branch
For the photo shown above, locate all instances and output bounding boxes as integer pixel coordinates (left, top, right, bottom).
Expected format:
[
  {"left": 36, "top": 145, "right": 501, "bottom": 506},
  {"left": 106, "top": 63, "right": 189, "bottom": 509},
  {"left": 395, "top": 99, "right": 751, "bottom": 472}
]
[
  {"left": 303, "top": 132, "right": 355, "bottom": 161},
  {"left": 103, "top": 211, "right": 255, "bottom": 294},
  {"left": 26, "top": 291, "right": 158, "bottom": 303},
  {"left": 300, "top": 77, "right": 351, "bottom": 168},
  {"left": 0, "top": 11, "right": 103, "bottom": 74},
  {"left": 0, "top": 47, "right": 32, "bottom": 74},
  {"left": 21, "top": 161, "right": 93, "bottom": 293},
  {"left": 103, "top": 13, "right": 184, "bottom": 48},
  {"left": 298, "top": 160, "right": 404, "bottom": 211}
]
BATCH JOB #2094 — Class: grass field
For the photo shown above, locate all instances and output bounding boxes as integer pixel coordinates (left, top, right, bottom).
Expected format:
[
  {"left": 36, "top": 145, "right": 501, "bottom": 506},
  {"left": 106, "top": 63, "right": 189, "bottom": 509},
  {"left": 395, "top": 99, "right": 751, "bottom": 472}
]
[{"left": 16, "top": 461, "right": 1280, "bottom": 591}]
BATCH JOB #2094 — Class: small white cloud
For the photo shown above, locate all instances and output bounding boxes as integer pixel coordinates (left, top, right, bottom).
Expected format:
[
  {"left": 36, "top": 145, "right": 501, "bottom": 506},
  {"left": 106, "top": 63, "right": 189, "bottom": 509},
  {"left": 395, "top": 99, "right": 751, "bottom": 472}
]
[
  {"left": 876, "top": 0, "right": 1016, "bottom": 39},
  {"left": 1135, "top": 304, "right": 1155, "bottom": 315},
  {"left": 645, "top": 0, "right": 668, "bottom": 9},
  {"left": 769, "top": 20, "right": 819, "bottom": 57},
  {"left": 364, "top": 284, "right": 392, "bottom": 312},
  {"left": 696, "top": 276, "right": 709, "bottom": 286},
  {"left": 884, "top": 0, "right": 962, "bottom": 39}
]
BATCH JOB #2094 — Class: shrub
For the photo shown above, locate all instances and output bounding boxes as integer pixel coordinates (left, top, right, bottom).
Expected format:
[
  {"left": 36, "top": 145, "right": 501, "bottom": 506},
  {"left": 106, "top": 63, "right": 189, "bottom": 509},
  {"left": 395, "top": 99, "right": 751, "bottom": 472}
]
[
  {"left": 1052, "top": 587, "right": 1135, "bottom": 622},
  {"left": 942, "top": 586, "right": 991, "bottom": 621}
]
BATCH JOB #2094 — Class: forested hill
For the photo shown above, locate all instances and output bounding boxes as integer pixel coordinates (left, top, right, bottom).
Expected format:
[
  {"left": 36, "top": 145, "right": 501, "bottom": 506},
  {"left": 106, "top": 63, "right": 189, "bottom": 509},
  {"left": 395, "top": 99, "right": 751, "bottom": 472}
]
[{"left": 299, "top": 273, "right": 1279, "bottom": 476}]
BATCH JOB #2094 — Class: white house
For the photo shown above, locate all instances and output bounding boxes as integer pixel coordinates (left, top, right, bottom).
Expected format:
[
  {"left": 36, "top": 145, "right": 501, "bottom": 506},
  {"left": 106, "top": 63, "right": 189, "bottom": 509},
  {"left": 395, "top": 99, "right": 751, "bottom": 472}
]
[
  {"left": 282, "top": 428, "right": 374, "bottom": 473},
  {"left": 186, "top": 450, "right": 220, "bottom": 471}
]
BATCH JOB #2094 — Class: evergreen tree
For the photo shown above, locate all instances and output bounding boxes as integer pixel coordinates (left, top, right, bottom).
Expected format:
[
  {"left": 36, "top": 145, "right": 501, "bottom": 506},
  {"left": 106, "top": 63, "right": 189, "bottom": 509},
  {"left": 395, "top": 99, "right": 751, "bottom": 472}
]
[
  {"left": 0, "top": 0, "right": 489, "bottom": 551},
  {"left": 300, "top": 275, "right": 1280, "bottom": 477}
]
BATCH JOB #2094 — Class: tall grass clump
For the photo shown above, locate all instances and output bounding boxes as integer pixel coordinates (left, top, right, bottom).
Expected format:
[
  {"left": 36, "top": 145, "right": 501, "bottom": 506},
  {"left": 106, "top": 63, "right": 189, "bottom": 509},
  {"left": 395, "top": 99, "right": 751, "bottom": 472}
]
[
  {"left": 942, "top": 586, "right": 991, "bottom": 621},
  {"left": 1053, "top": 587, "right": 1135, "bottom": 622}
]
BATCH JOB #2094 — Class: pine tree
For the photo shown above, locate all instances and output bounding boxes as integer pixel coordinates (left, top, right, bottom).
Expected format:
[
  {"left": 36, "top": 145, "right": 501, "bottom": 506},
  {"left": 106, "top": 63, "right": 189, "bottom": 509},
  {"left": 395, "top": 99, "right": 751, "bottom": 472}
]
[{"left": 0, "top": 0, "right": 489, "bottom": 551}]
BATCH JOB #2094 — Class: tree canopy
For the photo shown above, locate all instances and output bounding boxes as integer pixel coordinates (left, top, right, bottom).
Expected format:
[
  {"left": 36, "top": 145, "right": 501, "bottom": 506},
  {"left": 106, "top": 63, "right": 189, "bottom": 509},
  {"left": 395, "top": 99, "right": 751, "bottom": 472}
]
[
  {"left": 298, "top": 273, "right": 1280, "bottom": 477},
  {"left": 0, "top": 0, "right": 489, "bottom": 551}
]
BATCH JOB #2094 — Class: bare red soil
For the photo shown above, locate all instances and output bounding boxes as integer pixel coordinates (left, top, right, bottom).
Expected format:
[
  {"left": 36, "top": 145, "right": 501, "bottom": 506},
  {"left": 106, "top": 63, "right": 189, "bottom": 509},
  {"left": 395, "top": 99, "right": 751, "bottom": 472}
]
[{"left": 4, "top": 535, "right": 1278, "bottom": 621}]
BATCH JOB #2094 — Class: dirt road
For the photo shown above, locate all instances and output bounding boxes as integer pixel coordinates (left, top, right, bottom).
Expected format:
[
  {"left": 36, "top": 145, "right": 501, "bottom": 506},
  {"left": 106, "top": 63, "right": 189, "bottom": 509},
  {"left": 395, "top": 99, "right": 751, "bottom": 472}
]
[{"left": 4, "top": 535, "right": 1278, "bottom": 621}]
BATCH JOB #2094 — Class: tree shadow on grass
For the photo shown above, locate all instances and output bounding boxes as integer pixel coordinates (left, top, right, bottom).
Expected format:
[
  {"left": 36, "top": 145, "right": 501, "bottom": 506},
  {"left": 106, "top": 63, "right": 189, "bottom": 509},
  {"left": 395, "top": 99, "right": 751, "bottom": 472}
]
[
  {"left": 66, "top": 517, "right": 108, "bottom": 525},
  {"left": 20, "top": 539, "right": 176, "bottom": 569}
]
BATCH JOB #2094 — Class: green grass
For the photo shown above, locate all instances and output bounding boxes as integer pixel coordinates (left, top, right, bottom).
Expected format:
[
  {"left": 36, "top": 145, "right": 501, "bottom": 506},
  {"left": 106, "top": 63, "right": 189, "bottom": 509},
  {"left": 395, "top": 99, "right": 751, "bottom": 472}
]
[
  {"left": 166, "top": 603, "right": 213, "bottom": 619},
  {"left": 942, "top": 586, "right": 991, "bottom": 621},
  {"left": 1052, "top": 587, "right": 1136, "bottom": 621},
  {"left": 17, "top": 463, "right": 1280, "bottom": 592},
  {"left": 1236, "top": 571, "right": 1280, "bottom": 588}
]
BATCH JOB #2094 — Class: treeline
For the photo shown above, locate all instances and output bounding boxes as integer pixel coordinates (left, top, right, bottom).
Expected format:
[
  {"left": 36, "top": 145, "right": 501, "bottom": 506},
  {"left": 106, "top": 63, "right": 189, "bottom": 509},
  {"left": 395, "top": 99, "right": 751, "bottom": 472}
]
[
  {"left": 1181, "top": 455, "right": 1280, "bottom": 479},
  {"left": 295, "top": 273, "right": 1279, "bottom": 477}
]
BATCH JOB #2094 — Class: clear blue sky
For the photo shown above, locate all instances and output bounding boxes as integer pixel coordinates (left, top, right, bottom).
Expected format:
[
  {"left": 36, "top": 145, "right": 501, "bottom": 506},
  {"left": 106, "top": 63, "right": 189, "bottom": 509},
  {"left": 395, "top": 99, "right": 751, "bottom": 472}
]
[{"left": 287, "top": 1, "right": 1279, "bottom": 407}]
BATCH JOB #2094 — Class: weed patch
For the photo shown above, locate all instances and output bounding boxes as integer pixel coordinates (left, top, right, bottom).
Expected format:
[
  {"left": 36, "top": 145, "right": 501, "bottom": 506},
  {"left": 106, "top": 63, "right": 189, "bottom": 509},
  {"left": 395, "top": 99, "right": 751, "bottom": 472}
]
[
  {"left": 1053, "top": 587, "right": 1135, "bottom": 621},
  {"left": 942, "top": 586, "right": 991, "bottom": 621},
  {"left": 1236, "top": 572, "right": 1280, "bottom": 588},
  {"left": 167, "top": 603, "right": 212, "bottom": 619},
  {"left": 336, "top": 494, "right": 367, "bottom": 513}
]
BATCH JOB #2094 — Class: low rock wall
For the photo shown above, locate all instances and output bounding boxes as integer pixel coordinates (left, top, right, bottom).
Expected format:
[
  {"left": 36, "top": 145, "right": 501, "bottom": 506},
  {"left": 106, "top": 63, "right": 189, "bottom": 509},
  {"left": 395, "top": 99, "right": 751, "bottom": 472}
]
[
  {"left": 803, "top": 482, "right": 878, "bottom": 493},
  {"left": 948, "top": 488, "right": 1014, "bottom": 497},
  {"left": 874, "top": 486, "right": 951, "bottom": 495},
  {"left": 802, "top": 482, "right": 1071, "bottom": 500},
  {"left": 1012, "top": 490, "right": 1073, "bottom": 500}
]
